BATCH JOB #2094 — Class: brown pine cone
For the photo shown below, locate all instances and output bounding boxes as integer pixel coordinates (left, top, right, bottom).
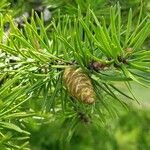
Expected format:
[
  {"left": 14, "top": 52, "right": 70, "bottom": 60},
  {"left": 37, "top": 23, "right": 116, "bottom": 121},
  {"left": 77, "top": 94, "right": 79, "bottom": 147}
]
[{"left": 63, "top": 67, "right": 95, "bottom": 104}]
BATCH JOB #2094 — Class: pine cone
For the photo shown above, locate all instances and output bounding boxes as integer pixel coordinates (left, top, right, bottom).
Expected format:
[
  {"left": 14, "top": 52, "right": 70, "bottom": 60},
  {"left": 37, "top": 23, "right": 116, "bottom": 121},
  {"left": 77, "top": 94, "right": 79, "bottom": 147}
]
[{"left": 63, "top": 67, "right": 95, "bottom": 104}]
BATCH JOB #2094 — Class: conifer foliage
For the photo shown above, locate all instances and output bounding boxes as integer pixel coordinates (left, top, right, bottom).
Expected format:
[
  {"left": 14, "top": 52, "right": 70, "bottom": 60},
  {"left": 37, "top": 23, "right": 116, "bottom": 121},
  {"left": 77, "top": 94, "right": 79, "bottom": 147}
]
[{"left": 0, "top": 0, "right": 150, "bottom": 149}]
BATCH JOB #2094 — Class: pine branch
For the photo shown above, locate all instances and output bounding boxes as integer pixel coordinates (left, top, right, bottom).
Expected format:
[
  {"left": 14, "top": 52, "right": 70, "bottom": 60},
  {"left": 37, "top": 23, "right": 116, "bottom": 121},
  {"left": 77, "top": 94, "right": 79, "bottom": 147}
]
[{"left": 0, "top": 2, "right": 150, "bottom": 149}]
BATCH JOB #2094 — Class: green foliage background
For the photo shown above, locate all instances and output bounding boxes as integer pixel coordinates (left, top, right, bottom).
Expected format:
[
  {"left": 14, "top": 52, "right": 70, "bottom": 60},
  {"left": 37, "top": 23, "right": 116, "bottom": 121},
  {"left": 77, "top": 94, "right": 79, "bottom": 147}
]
[{"left": 0, "top": 0, "right": 150, "bottom": 149}]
